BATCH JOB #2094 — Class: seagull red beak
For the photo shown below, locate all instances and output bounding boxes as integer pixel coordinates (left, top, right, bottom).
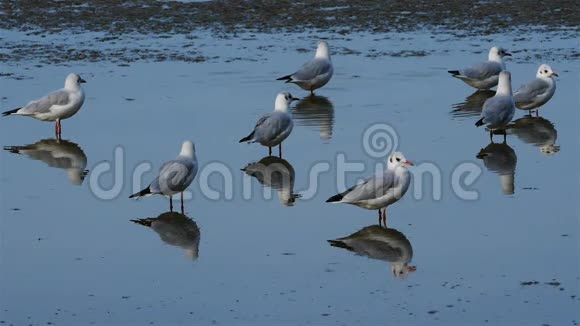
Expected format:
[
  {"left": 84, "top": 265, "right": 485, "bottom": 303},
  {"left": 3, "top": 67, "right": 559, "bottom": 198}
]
[
  {"left": 404, "top": 161, "right": 415, "bottom": 166},
  {"left": 551, "top": 72, "right": 559, "bottom": 77}
]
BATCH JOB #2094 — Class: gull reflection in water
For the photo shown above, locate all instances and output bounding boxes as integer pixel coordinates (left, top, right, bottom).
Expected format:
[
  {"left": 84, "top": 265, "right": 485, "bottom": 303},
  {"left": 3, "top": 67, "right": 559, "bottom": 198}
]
[
  {"left": 292, "top": 95, "right": 335, "bottom": 141},
  {"left": 132, "top": 212, "right": 200, "bottom": 261},
  {"left": 477, "top": 141, "right": 517, "bottom": 195},
  {"left": 451, "top": 90, "right": 495, "bottom": 119},
  {"left": 328, "top": 225, "right": 416, "bottom": 279},
  {"left": 242, "top": 156, "right": 301, "bottom": 206},
  {"left": 508, "top": 116, "right": 560, "bottom": 155},
  {"left": 3, "top": 138, "right": 88, "bottom": 185}
]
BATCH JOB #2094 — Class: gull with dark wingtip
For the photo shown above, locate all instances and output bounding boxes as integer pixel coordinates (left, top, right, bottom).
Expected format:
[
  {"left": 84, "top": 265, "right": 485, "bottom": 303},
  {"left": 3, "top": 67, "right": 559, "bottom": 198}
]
[
  {"left": 239, "top": 92, "right": 299, "bottom": 158},
  {"left": 2, "top": 73, "right": 86, "bottom": 138},
  {"left": 448, "top": 46, "right": 511, "bottom": 90}
]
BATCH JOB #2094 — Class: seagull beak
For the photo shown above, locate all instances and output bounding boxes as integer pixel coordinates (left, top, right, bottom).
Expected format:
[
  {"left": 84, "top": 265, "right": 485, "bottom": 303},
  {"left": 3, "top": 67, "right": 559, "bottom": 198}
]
[
  {"left": 504, "top": 52, "right": 512, "bottom": 57},
  {"left": 79, "top": 78, "right": 87, "bottom": 83},
  {"left": 404, "top": 161, "right": 414, "bottom": 166},
  {"left": 551, "top": 72, "right": 559, "bottom": 77}
]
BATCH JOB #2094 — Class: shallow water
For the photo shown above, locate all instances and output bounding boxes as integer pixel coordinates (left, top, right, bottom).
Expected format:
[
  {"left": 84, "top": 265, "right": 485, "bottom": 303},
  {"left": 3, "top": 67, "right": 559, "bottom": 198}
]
[{"left": 1, "top": 30, "right": 579, "bottom": 325}]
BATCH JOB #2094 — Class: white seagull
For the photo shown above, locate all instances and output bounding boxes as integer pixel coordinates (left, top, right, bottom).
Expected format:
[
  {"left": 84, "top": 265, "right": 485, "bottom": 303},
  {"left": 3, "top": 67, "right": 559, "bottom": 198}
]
[
  {"left": 2, "top": 73, "right": 86, "bottom": 137},
  {"left": 448, "top": 46, "right": 511, "bottom": 90},
  {"left": 130, "top": 141, "right": 198, "bottom": 212},
  {"left": 475, "top": 71, "right": 516, "bottom": 141},
  {"left": 239, "top": 92, "right": 299, "bottom": 157},
  {"left": 326, "top": 152, "right": 414, "bottom": 227},
  {"left": 514, "top": 64, "right": 558, "bottom": 115},
  {"left": 277, "top": 40, "right": 334, "bottom": 95}
]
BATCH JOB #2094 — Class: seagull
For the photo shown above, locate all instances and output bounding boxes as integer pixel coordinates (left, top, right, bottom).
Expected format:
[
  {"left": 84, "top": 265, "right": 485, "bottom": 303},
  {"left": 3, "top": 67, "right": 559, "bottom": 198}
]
[
  {"left": 241, "top": 156, "right": 301, "bottom": 206},
  {"left": 448, "top": 46, "right": 511, "bottom": 90},
  {"left": 514, "top": 64, "right": 557, "bottom": 116},
  {"left": 328, "top": 225, "right": 416, "bottom": 278},
  {"left": 131, "top": 212, "right": 200, "bottom": 261},
  {"left": 4, "top": 138, "right": 88, "bottom": 185},
  {"left": 2, "top": 73, "right": 86, "bottom": 138},
  {"left": 277, "top": 41, "right": 333, "bottom": 95},
  {"left": 326, "top": 152, "right": 414, "bottom": 227},
  {"left": 239, "top": 92, "right": 299, "bottom": 157},
  {"left": 130, "top": 141, "right": 198, "bottom": 213},
  {"left": 475, "top": 71, "right": 516, "bottom": 141}
]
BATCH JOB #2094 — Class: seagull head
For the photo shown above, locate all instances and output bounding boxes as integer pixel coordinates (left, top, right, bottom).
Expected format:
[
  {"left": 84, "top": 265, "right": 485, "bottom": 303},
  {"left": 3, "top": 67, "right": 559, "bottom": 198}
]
[
  {"left": 65, "top": 73, "right": 87, "bottom": 90},
  {"left": 275, "top": 91, "right": 300, "bottom": 112},
  {"left": 315, "top": 40, "right": 331, "bottom": 59},
  {"left": 180, "top": 140, "right": 196, "bottom": 158},
  {"left": 489, "top": 46, "right": 511, "bottom": 61},
  {"left": 536, "top": 64, "right": 558, "bottom": 79},
  {"left": 387, "top": 151, "right": 414, "bottom": 170}
]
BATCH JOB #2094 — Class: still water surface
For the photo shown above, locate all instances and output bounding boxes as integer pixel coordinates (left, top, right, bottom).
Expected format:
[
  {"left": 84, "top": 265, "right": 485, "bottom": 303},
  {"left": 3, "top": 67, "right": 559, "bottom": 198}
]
[{"left": 1, "top": 31, "right": 578, "bottom": 325}]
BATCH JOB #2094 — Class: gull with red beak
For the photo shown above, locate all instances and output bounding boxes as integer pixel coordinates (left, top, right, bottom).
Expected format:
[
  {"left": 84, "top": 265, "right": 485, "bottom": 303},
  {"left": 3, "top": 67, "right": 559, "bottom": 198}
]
[
  {"left": 514, "top": 64, "right": 558, "bottom": 115},
  {"left": 326, "top": 152, "right": 414, "bottom": 227}
]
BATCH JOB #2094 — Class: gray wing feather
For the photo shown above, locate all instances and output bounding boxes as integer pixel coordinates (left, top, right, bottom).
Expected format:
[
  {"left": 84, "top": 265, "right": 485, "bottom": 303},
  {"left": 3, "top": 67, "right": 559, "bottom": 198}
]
[
  {"left": 343, "top": 171, "right": 395, "bottom": 202},
  {"left": 19, "top": 89, "right": 71, "bottom": 115},
  {"left": 153, "top": 158, "right": 196, "bottom": 193},
  {"left": 461, "top": 61, "right": 502, "bottom": 80},
  {"left": 254, "top": 113, "right": 292, "bottom": 142},
  {"left": 482, "top": 96, "right": 513, "bottom": 125},
  {"left": 292, "top": 58, "right": 332, "bottom": 81},
  {"left": 514, "top": 79, "right": 550, "bottom": 105}
]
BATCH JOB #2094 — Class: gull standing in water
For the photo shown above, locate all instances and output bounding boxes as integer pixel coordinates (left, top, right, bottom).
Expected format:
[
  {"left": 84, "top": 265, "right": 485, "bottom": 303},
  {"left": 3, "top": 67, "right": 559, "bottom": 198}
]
[
  {"left": 239, "top": 92, "right": 299, "bottom": 157},
  {"left": 2, "top": 73, "right": 86, "bottom": 138},
  {"left": 475, "top": 71, "right": 516, "bottom": 141},
  {"left": 514, "top": 64, "right": 558, "bottom": 116},
  {"left": 326, "top": 152, "right": 414, "bottom": 227},
  {"left": 277, "top": 41, "right": 333, "bottom": 95},
  {"left": 130, "top": 141, "right": 198, "bottom": 213},
  {"left": 448, "top": 47, "right": 511, "bottom": 90}
]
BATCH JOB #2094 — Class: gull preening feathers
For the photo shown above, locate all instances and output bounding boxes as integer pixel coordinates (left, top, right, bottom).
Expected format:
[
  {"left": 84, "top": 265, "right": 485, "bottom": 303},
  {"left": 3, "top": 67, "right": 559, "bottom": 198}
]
[
  {"left": 514, "top": 64, "right": 558, "bottom": 114},
  {"left": 277, "top": 41, "right": 334, "bottom": 95},
  {"left": 475, "top": 71, "right": 516, "bottom": 141},
  {"left": 326, "top": 152, "right": 414, "bottom": 227},
  {"left": 448, "top": 46, "right": 511, "bottom": 90},
  {"left": 130, "top": 141, "right": 198, "bottom": 213},
  {"left": 2, "top": 73, "right": 86, "bottom": 138},
  {"left": 239, "top": 92, "right": 299, "bottom": 157}
]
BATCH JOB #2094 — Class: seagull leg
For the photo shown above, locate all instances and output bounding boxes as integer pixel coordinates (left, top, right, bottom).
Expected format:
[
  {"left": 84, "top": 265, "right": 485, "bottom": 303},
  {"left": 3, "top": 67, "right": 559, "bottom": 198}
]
[
  {"left": 279, "top": 143, "right": 282, "bottom": 158},
  {"left": 535, "top": 109, "right": 539, "bottom": 117},
  {"left": 169, "top": 196, "right": 173, "bottom": 212},
  {"left": 503, "top": 130, "right": 507, "bottom": 143},
  {"left": 378, "top": 210, "right": 382, "bottom": 226},
  {"left": 382, "top": 208, "right": 388, "bottom": 228},
  {"left": 489, "top": 130, "right": 493, "bottom": 142},
  {"left": 269, "top": 147, "right": 272, "bottom": 156},
  {"left": 180, "top": 192, "right": 184, "bottom": 214}
]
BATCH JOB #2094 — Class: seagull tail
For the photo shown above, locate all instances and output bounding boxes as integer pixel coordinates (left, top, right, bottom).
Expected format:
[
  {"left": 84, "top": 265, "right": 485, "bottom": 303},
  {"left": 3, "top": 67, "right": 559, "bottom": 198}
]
[
  {"left": 475, "top": 118, "right": 485, "bottom": 127},
  {"left": 2, "top": 107, "right": 21, "bottom": 116},
  {"left": 130, "top": 218, "right": 154, "bottom": 227},
  {"left": 129, "top": 187, "right": 151, "bottom": 199},
  {"left": 276, "top": 74, "right": 293, "bottom": 83},
  {"left": 327, "top": 239, "right": 353, "bottom": 250},
  {"left": 3, "top": 146, "right": 21, "bottom": 154},
  {"left": 325, "top": 193, "right": 343, "bottom": 203},
  {"left": 448, "top": 70, "right": 461, "bottom": 76},
  {"left": 239, "top": 131, "right": 255, "bottom": 143}
]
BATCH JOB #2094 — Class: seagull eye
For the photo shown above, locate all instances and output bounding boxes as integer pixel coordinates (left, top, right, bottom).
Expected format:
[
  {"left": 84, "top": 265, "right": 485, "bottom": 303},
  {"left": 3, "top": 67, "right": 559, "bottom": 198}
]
[
  {"left": 544, "top": 70, "right": 548, "bottom": 73},
  {"left": 396, "top": 158, "right": 401, "bottom": 162}
]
